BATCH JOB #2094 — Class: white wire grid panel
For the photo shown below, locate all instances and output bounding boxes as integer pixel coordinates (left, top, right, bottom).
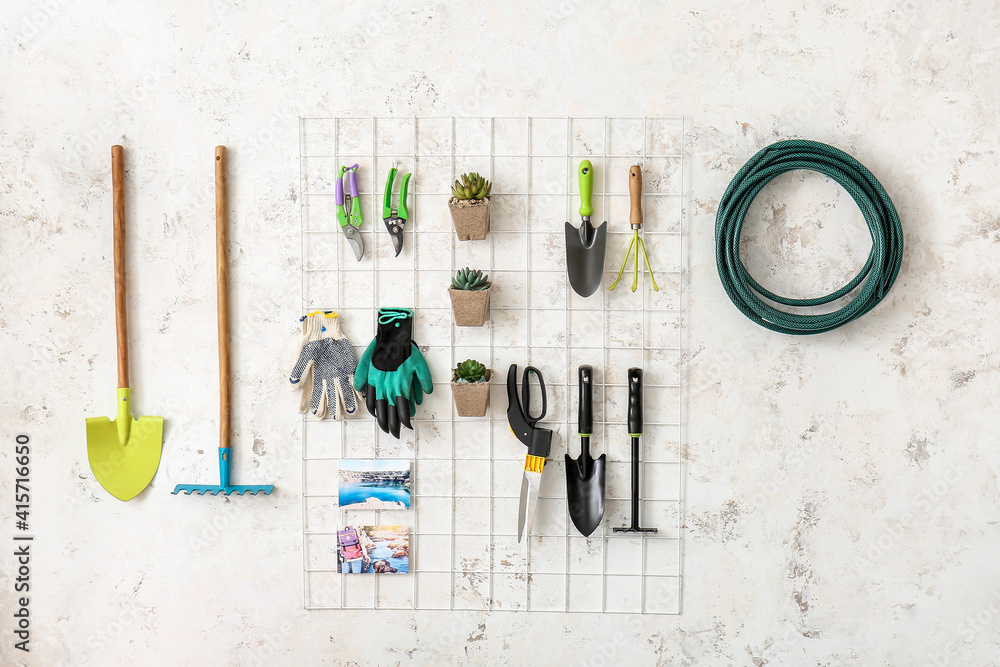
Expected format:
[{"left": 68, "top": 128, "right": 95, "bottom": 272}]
[{"left": 298, "top": 116, "right": 683, "bottom": 614}]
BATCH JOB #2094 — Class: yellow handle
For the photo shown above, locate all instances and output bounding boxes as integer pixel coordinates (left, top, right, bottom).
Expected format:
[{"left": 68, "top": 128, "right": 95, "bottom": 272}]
[{"left": 524, "top": 454, "right": 546, "bottom": 473}]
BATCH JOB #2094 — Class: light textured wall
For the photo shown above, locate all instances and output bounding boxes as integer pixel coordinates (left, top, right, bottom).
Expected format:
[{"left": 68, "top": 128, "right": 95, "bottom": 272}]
[{"left": 2, "top": 0, "right": 999, "bottom": 665}]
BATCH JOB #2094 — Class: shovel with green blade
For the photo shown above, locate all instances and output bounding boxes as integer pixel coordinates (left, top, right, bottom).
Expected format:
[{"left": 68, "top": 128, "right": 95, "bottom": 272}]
[{"left": 86, "top": 145, "right": 164, "bottom": 501}]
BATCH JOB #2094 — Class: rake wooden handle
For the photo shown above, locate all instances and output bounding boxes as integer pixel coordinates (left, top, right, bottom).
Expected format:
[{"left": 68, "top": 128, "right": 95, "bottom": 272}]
[
  {"left": 216, "top": 146, "right": 231, "bottom": 450},
  {"left": 629, "top": 165, "right": 643, "bottom": 229},
  {"left": 112, "top": 145, "right": 130, "bottom": 389}
]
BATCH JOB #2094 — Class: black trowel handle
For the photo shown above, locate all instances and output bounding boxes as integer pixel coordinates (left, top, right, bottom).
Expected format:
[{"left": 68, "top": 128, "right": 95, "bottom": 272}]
[
  {"left": 628, "top": 368, "right": 642, "bottom": 436},
  {"left": 578, "top": 365, "right": 593, "bottom": 435}
]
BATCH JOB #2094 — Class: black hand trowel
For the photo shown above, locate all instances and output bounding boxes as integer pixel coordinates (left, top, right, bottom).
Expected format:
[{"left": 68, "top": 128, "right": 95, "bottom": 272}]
[
  {"left": 565, "top": 365, "right": 606, "bottom": 536},
  {"left": 565, "top": 160, "right": 608, "bottom": 297}
]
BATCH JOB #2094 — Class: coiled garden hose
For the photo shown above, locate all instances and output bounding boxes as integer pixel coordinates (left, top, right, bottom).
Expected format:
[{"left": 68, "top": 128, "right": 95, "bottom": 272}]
[{"left": 715, "top": 139, "right": 903, "bottom": 335}]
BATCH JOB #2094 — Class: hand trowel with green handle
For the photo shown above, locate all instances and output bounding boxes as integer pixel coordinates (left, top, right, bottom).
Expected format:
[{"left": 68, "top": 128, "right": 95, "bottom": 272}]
[{"left": 565, "top": 160, "right": 608, "bottom": 297}]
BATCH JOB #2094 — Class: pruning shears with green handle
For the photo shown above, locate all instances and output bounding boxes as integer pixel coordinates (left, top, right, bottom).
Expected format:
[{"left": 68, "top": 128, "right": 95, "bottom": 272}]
[
  {"left": 336, "top": 164, "right": 364, "bottom": 261},
  {"left": 383, "top": 161, "right": 411, "bottom": 256}
]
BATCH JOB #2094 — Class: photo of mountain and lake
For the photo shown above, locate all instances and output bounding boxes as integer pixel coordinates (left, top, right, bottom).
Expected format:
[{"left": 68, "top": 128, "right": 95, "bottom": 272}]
[{"left": 338, "top": 459, "right": 412, "bottom": 509}]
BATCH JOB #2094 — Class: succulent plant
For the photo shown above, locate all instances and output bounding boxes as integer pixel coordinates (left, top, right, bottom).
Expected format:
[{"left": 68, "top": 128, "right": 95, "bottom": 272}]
[
  {"left": 451, "top": 172, "right": 492, "bottom": 200},
  {"left": 451, "top": 267, "right": 491, "bottom": 291},
  {"left": 453, "top": 359, "right": 488, "bottom": 383}
]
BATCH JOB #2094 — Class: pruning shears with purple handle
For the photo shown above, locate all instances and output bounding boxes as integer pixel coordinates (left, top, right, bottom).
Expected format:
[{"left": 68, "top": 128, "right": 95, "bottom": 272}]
[{"left": 336, "top": 164, "right": 364, "bottom": 261}]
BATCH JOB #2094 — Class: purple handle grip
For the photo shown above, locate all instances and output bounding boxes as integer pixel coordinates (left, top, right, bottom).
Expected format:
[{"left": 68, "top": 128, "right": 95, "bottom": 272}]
[
  {"left": 336, "top": 171, "right": 345, "bottom": 206},
  {"left": 348, "top": 164, "right": 359, "bottom": 198}
]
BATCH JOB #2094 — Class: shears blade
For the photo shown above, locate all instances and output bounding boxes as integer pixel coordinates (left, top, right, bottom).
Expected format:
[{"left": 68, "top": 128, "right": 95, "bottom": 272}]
[
  {"left": 383, "top": 221, "right": 403, "bottom": 256},
  {"left": 343, "top": 225, "right": 364, "bottom": 261},
  {"left": 518, "top": 469, "right": 541, "bottom": 542}
]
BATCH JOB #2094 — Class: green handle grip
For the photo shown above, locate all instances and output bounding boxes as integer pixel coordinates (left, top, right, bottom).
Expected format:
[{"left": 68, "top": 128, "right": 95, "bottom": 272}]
[
  {"left": 349, "top": 196, "right": 362, "bottom": 226},
  {"left": 398, "top": 172, "right": 411, "bottom": 220},
  {"left": 578, "top": 160, "right": 594, "bottom": 218},
  {"left": 383, "top": 167, "right": 396, "bottom": 219}
]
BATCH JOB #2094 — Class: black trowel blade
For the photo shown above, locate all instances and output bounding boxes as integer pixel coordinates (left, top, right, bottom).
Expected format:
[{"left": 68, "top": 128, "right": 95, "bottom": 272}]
[
  {"left": 565, "top": 451, "right": 607, "bottom": 536},
  {"left": 565, "top": 220, "right": 608, "bottom": 297}
]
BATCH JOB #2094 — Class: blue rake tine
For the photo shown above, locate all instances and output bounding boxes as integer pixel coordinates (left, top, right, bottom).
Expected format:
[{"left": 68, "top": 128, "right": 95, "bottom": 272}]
[{"left": 172, "top": 485, "right": 219, "bottom": 495}]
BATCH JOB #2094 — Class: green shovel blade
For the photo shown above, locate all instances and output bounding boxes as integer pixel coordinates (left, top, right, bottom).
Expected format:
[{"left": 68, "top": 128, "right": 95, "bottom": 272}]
[{"left": 86, "top": 388, "right": 163, "bottom": 501}]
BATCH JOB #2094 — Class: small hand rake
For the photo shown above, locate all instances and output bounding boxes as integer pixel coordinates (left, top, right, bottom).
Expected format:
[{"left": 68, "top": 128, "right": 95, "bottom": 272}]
[
  {"left": 173, "top": 147, "right": 273, "bottom": 496},
  {"left": 610, "top": 165, "right": 659, "bottom": 292}
]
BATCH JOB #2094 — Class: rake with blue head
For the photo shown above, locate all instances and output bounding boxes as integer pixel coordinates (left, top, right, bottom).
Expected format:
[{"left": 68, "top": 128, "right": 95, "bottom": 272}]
[{"left": 173, "top": 146, "right": 273, "bottom": 497}]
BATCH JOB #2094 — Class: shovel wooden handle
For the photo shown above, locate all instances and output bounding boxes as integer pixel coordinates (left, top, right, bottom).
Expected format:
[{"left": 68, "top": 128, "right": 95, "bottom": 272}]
[
  {"left": 112, "top": 145, "right": 130, "bottom": 389},
  {"left": 216, "top": 146, "right": 231, "bottom": 450},
  {"left": 629, "top": 165, "right": 643, "bottom": 228}
]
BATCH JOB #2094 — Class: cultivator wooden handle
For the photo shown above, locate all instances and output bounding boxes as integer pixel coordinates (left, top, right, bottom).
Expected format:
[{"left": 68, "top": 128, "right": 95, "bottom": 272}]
[
  {"left": 629, "top": 164, "right": 643, "bottom": 229},
  {"left": 112, "top": 145, "right": 129, "bottom": 388},
  {"left": 216, "top": 146, "right": 231, "bottom": 450}
]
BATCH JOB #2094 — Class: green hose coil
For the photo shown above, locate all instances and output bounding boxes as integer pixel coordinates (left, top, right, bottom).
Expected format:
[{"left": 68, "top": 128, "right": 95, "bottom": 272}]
[{"left": 715, "top": 139, "right": 903, "bottom": 335}]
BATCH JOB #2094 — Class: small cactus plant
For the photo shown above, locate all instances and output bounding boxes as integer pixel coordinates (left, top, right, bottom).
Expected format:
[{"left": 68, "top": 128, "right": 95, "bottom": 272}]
[
  {"left": 451, "top": 172, "right": 492, "bottom": 200},
  {"left": 453, "top": 359, "right": 487, "bottom": 383},
  {"left": 449, "top": 268, "right": 492, "bottom": 326},
  {"left": 451, "top": 358, "right": 492, "bottom": 416},
  {"left": 449, "top": 172, "right": 492, "bottom": 240},
  {"left": 451, "top": 267, "right": 491, "bottom": 291}
]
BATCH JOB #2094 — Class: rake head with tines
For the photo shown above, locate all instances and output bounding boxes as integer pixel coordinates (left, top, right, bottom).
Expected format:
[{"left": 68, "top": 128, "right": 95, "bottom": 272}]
[{"left": 172, "top": 447, "right": 274, "bottom": 496}]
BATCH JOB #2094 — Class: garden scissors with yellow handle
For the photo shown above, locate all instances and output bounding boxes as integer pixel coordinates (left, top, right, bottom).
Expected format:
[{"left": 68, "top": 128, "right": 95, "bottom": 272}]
[{"left": 506, "top": 364, "right": 552, "bottom": 542}]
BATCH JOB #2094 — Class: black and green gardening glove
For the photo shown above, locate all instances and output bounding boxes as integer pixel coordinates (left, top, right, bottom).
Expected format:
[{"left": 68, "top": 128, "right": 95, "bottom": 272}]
[{"left": 353, "top": 307, "right": 433, "bottom": 438}]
